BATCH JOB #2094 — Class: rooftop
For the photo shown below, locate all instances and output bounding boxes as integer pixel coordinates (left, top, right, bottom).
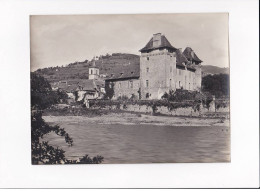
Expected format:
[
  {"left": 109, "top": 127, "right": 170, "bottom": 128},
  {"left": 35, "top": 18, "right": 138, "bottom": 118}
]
[
  {"left": 183, "top": 47, "right": 202, "bottom": 63},
  {"left": 139, "top": 33, "right": 177, "bottom": 53}
]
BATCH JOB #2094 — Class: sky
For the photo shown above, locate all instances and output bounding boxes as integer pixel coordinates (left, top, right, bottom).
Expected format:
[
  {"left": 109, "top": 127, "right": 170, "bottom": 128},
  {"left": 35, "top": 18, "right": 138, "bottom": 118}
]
[{"left": 30, "top": 13, "right": 229, "bottom": 71}]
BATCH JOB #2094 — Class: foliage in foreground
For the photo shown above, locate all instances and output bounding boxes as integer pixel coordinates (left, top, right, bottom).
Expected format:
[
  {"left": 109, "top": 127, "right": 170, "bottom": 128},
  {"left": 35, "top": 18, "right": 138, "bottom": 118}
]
[
  {"left": 31, "top": 72, "right": 68, "bottom": 110},
  {"left": 31, "top": 72, "right": 104, "bottom": 164}
]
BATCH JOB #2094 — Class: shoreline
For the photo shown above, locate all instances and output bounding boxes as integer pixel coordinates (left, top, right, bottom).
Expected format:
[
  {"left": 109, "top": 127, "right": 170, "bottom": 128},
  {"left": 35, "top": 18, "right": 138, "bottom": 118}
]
[{"left": 43, "top": 112, "right": 229, "bottom": 127}]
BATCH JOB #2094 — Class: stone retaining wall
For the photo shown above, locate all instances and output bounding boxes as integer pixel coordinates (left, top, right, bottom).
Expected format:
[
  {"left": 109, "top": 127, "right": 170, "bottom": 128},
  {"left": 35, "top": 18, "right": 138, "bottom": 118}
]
[{"left": 90, "top": 100, "right": 229, "bottom": 118}]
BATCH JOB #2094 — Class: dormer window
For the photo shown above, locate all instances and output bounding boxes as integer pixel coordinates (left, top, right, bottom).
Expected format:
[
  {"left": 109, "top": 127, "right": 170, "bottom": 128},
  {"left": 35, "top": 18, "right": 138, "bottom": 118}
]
[
  {"left": 131, "top": 71, "right": 134, "bottom": 74},
  {"left": 111, "top": 74, "right": 114, "bottom": 77}
]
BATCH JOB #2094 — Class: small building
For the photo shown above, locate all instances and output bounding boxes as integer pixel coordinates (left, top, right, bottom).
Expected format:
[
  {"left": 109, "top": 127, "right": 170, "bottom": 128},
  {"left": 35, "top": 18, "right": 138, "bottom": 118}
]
[
  {"left": 105, "top": 70, "right": 140, "bottom": 99},
  {"left": 77, "top": 79, "right": 99, "bottom": 101}
]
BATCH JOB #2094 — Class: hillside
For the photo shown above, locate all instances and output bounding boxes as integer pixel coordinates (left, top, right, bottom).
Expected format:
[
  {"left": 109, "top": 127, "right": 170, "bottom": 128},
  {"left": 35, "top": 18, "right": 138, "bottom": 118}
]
[
  {"left": 35, "top": 53, "right": 229, "bottom": 84},
  {"left": 201, "top": 65, "right": 229, "bottom": 76},
  {"left": 35, "top": 53, "right": 140, "bottom": 83}
]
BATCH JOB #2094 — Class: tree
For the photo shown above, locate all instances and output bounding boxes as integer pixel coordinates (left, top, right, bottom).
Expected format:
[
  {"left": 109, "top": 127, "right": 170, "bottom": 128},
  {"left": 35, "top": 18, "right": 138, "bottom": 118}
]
[
  {"left": 202, "top": 74, "right": 229, "bottom": 97},
  {"left": 31, "top": 73, "right": 68, "bottom": 109},
  {"left": 31, "top": 73, "right": 104, "bottom": 164},
  {"left": 104, "top": 81, "right": 114, "bottom": 99}
]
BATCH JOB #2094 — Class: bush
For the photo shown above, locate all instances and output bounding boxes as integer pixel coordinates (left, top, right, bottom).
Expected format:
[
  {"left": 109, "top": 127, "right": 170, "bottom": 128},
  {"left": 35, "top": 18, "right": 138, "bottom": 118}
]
[
  {"left": 161, "top": 89, "right": 213, "bottom": 109},
  {"left": 117, "top": 95, "right": 128, "bottom": 101}
]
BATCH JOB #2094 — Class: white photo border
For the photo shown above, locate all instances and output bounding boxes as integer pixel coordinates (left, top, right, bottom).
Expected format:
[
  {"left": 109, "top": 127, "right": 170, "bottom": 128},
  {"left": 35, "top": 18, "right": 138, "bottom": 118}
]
[{"left": 0, "top": 0, "right": 259, "bottom": 188}]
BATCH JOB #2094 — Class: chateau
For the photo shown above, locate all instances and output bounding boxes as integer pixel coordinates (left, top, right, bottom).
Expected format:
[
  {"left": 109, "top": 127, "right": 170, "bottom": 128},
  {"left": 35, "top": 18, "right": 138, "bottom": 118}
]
[{"left": 106, "top": 33, "right": 202, "bottom": 100}]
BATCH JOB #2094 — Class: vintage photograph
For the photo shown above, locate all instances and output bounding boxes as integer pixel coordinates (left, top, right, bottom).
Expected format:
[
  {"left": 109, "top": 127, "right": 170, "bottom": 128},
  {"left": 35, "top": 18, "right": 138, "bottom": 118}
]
[{"left": 30, "top": 14, "right": 230, "bottom": 164}]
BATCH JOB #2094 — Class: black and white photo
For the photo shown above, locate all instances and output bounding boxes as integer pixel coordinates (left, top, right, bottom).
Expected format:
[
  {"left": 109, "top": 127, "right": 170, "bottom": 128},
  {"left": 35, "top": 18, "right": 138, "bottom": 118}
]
[{"left": 30, "top": 13, "right": 230, "bottom": 164}]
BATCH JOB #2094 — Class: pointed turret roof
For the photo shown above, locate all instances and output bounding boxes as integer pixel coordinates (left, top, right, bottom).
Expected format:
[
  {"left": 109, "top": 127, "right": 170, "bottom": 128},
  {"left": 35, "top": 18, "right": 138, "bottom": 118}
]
[
  {"left": 89, "top": 60, "right": 98, "bottom": 68},
  {"left": 139, "top": 33, "right": 177, "bottom": 53},
  {"left": 183, "top": 47, "right": 202, "bottom": 63}
]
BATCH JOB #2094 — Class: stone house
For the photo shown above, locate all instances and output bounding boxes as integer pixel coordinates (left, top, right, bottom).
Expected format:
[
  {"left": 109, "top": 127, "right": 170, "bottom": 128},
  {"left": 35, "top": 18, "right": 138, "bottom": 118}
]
[
  {"left": 105, "top": 33, "right": 202, "bottom": 100},
  {"left": 105, "top": 70, "right": 140, "bottom": 99}
]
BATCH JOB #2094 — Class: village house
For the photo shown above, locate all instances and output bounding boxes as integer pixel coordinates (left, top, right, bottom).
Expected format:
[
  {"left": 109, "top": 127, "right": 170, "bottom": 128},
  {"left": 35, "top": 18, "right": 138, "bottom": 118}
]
[
  {"left": 105, "top": 33, "right": 202, "bottom": 100},
  {"left": 56, "top": 68, "right": 105, "bottom": 102}
]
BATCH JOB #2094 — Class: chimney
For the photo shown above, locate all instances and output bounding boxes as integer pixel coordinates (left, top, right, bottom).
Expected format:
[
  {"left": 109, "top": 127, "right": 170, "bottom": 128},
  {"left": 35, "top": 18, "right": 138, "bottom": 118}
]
[{"left": 153, "top": 33, "right": 162, "bottom": 47}]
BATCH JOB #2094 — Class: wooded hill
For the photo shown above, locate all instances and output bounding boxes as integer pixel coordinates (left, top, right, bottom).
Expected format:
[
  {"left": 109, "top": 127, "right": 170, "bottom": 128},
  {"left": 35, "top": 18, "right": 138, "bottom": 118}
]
[{"left": 202, "top": 65, "right": 229, "bottom": 76}]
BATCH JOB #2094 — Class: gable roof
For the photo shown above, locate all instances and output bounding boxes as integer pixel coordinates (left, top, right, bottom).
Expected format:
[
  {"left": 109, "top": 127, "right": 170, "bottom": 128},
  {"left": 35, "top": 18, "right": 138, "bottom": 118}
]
[
  {"left": 139, "top": 34, "right": 177, "bottom": 53},
  {"left": 105, "top": 65, "right": 140, "bottom": 81},
  {"left": 94, "top": 79, "right": 105, "bottom": 87},
  {"left": 79, "top": 79, "right": 98, "bottom": 91},
  {"left": 66, "top": 84, "right": 79, "bottom": 92},
  {"left": 183, "top": 47, "right": 202, "bottom": 63}
]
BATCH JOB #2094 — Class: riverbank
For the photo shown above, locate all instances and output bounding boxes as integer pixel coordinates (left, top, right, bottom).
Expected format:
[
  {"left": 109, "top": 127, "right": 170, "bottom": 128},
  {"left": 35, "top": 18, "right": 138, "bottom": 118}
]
[{"left": 43, "top": 112, "right": 229, "bottom": 127}]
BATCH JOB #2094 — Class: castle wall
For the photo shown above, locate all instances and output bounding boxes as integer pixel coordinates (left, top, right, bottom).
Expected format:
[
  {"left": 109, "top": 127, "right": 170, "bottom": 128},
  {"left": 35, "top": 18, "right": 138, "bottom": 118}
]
[
  {"left": 176, "top": 68, "right": 196, "bottom": 91},
  {"left": 140, "top": 49, "right": 176, "bottom": 99},
  {"left": 194, "top": 64, "right": 202, "bottom": 91},
  {"left": 112, "top": 79, "right": 140, "bottom": 99}
]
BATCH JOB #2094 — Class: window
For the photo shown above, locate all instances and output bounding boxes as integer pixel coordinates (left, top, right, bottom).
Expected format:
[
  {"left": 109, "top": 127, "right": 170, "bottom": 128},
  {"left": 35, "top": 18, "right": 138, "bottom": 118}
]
[
  {"left": 119, "top": 82, "right": 121, "bottom": 88},
  {"left": 91, "top": 69, "right": 93, "bottom": 74},
  {"left": 146, "top": 67, "right": 149, "bottom": 73},
  {"left": 170, "top": 79, "right": 172, "bottom": 87},
  {"left": 96, "top": 70, "right": 98, "bottom": 74},
  {"left": 146, "top": 80, "right": 149, "bottom": 87},
  {"left": 147, "top": 57, "right": 149, "bottom": 61},
  {"left": 179, "top": 81, "right": 181, "bottom": 88},
  {"left": 185, "top": 76, "right": 187, "bottom": 89},
  {"left": 130, "top": 81, "right": 133, "bottom": 88}
]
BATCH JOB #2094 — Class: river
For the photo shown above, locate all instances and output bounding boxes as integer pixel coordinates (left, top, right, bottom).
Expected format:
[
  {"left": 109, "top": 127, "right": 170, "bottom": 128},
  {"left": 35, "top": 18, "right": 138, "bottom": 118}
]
[{"left": 43, "top": 118, "right": 230, "bottom": 163}]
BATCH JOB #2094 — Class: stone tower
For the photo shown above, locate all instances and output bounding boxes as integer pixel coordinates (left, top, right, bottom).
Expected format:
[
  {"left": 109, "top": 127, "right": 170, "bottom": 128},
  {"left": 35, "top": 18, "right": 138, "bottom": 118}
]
[
  {"left": 182, "top": 47, "right": 203, "bottom": 91},
  {"left": 88, "top": 60, "right": 99, "bottom": 80},
  {"left": 139, "top": 33, "right": 177, "bottom": 99}
]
